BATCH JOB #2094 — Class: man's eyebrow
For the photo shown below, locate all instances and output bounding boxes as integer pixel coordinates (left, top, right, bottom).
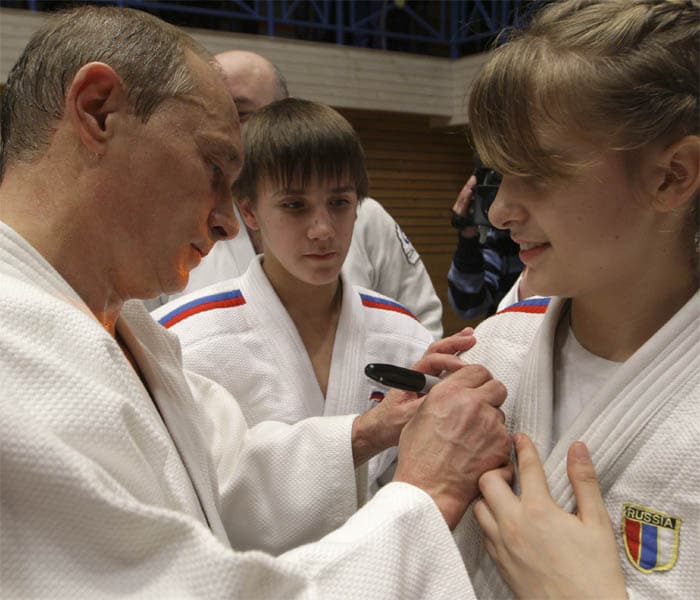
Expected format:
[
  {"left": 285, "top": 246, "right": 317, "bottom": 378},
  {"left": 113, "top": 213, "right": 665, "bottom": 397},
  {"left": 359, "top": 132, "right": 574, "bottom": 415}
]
[{"left": 200, "top": 135, "right": 241, "bottom": 165}]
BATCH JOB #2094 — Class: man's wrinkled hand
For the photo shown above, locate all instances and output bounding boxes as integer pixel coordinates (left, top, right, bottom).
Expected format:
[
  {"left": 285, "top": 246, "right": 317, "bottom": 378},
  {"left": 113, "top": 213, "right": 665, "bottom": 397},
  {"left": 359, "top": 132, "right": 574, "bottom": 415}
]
[
  {"left": 351, "top": 327, "right": 477, "bottom": 467},
  {"left": 393, "top": 363, "right": 511, "bottom": 529}
]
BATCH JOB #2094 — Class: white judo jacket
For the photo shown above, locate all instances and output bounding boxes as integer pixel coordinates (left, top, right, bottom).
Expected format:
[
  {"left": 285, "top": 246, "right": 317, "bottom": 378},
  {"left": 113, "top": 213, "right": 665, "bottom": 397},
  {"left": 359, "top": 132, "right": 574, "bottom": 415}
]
[
  {"left": 0, "top": 221, "right": 475, "bottom": 598},
  {"left": 455, "top": 295, "right": 700, "bottom": 599},
  {"left": 148, "top": 198, "right": 444, "bottom": 339},
  {"left": 151, "top": 257, "right": 435, "bottom": 491}
]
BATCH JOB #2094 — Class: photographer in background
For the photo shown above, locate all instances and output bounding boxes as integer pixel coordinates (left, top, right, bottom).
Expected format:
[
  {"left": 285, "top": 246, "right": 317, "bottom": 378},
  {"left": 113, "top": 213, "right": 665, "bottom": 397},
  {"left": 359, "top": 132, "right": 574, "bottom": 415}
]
[{"left": 447, "top": 155, "right": 525, "bottom": 320}]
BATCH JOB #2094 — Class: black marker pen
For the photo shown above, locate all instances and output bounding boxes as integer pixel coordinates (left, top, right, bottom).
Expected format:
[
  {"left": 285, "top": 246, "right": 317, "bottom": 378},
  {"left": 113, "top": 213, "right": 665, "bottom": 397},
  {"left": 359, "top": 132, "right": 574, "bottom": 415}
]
[{"left": 364, "top": 363, "right": 441, "bottom": 394}]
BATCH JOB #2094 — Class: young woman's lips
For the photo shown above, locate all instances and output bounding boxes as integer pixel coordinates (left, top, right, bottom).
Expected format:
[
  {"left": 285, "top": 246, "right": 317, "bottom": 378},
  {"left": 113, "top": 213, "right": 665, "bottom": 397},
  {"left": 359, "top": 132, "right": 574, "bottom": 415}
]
[{"left": 518, "top": 241, "right": 550, "bottom": 264}]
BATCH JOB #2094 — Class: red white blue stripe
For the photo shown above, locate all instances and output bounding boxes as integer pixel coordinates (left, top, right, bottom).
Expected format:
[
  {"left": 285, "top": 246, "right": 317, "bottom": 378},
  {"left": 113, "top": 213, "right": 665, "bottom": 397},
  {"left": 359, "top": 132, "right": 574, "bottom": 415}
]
[
  {"left": 497, "top": 297, "right": 550, "bottom": 315},
  {"left": 369, "top": 390, "right": 385, "bottom": 403},
  {"left": 360, "top": 293, "right": 418, "bottom": 320},
  {"left": 158, "top": 290, "right": 245, "bottom": 328},
  {"left": 627, "top": 519, "right": 661, "bottom": 570},
  {"left": 624, "top": 514, "right": 679, "bottom": 571}
]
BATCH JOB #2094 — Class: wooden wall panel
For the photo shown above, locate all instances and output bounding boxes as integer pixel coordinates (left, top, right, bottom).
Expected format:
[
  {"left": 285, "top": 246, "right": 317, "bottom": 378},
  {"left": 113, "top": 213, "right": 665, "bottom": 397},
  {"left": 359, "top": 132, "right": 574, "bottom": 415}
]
[{"left": 338, "top": 108, "right": 481, "bottom": 335}]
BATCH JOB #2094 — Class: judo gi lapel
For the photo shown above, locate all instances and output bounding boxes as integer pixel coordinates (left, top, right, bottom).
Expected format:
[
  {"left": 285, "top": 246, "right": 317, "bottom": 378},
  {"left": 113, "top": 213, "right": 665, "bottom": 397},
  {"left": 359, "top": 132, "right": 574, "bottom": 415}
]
[
  {"left": 507, "top": 297, "right": 564, "bottom": 463},
  {"left": 505, "top": 292, "right": 700, "bottom": 511},
  {"left": 545, "top": 290, "right": 700, "bottom": 512},
  {"left": 244, "top": 258, "right": 326, "bottom": 416},
  {"left": 476, "top": 297, "right": 562, "bottom": 597},
  {"left": 117, "top": 302, "right": 230, "bottom": 545},
  {"left": 471, "top": 292, "right": 699, "bottom": 598},
  {"left": 1, "top": 225, "right": 230, "bottom": 545},
  {"left": 0, "top": 222, "right": 94, "bottom": 318},
  {"left": 324, "top": 274, "right": 366, "bottom": 416}
]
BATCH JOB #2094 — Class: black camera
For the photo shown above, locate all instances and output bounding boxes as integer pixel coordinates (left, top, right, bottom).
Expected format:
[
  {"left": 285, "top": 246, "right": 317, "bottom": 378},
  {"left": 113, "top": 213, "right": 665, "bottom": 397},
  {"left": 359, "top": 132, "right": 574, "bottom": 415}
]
[
  {"left": 451, "top": 162, "right": 502, "bottom": 229},
  {"left": 467, "top": 166, "right": 502, "bottom": 227}
]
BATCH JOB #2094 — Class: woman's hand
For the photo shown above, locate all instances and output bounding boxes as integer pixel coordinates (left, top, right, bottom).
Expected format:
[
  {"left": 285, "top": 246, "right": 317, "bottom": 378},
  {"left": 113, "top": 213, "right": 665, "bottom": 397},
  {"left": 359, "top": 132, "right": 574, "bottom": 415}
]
[{"left": 474, "top": 433, "right": 627, "bottom": 599}]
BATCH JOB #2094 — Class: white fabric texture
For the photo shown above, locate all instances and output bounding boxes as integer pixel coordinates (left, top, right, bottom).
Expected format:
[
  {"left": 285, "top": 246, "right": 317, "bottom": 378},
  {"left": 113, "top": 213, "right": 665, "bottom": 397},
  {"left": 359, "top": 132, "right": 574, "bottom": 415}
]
[
  {"left": 149, "top": 198, "right": 444, "bottom": 339},
  {"left": 454, "top": 294, "right": 700, "bottom": 599},
  {"left": 0, "top": 221, "right": 475, "bottom": 598},
  {"left": 151, "top": 256, "right": 434, "bottom": 491}
]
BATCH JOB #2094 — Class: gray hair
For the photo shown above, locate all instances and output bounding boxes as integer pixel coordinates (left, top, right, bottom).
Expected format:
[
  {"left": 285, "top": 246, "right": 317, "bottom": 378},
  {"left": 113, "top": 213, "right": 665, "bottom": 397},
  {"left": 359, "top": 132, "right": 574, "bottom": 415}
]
[{"left": 1, "top": 5, "right": 212, "bottom": 178}]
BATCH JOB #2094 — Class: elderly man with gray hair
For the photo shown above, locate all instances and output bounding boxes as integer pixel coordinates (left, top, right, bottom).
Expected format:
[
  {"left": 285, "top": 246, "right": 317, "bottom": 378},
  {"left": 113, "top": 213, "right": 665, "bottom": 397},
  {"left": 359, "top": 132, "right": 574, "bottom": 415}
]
[{"left": 0, "top": 6, "right": 510, "bottom": 598}]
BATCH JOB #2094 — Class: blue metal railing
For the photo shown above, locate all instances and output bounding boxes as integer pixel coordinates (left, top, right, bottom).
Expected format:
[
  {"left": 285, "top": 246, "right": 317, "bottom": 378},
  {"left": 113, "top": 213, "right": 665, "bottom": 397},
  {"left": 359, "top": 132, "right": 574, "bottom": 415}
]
[{"left": 11, "top": 1, "right": 530, "bottom": 58}]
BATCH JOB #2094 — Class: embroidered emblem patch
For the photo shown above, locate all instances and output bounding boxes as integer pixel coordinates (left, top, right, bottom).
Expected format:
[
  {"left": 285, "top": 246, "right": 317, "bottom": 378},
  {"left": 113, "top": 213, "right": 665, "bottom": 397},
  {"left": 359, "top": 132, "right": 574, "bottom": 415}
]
[
  {"left": 395, "top": 223, "right": 419, "bottom": 265},
  {"left": 622, "top": 503, "right": 681, "bottom": 573}
]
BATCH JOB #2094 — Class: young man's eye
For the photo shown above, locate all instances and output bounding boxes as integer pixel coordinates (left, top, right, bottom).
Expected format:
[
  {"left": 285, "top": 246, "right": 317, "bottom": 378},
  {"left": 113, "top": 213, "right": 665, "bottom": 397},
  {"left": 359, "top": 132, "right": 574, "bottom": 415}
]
[
  {"left": 330, "top": 196, "right": 353, "bottom": 208},
  {"left": 281, "top": 200, "right": 304, "bottom": 210}
]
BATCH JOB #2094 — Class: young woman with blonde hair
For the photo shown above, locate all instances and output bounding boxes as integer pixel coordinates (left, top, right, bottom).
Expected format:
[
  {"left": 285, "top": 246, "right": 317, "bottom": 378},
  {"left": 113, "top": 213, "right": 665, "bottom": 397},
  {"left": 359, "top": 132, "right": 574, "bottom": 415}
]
[{"left": 456, "top": 1, "right": 699, "bottom": 597}]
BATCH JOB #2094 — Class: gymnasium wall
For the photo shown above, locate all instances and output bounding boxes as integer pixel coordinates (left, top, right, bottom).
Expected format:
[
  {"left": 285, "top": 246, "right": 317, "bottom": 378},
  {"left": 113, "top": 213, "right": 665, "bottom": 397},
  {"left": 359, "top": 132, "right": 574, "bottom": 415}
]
[{"left": 0, "top": 7, "right": 485, "bottom": 334}]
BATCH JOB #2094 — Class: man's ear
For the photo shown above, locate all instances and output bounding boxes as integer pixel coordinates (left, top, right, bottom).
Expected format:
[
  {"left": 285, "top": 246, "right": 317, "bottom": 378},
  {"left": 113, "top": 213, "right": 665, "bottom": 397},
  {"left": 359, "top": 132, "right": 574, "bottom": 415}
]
[
  {"left": 237, "top": 197, "right": 260, "bottom": 230},
  {"left": 651, "top": 135, "right": 700, "bottom": 213},
  {"left": 65, "top": 62, "right": 125, "bottom": 155}
]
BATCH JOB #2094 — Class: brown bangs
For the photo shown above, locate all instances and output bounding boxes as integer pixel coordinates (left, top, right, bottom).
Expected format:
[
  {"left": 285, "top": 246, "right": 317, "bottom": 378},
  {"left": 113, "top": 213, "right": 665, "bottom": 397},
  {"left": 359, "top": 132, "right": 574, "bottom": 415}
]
[
  {"left": 252, "top": 137, "right": 366, "bottom": 197},
  {"left": 233, "top": 98, "right": 368, "bottom": 203},
  {"left": 468, "top": 35, "right": 601, "bottom": 180},
  {"left": 468, "top": 0, "right": 700, "bottom": 181}
]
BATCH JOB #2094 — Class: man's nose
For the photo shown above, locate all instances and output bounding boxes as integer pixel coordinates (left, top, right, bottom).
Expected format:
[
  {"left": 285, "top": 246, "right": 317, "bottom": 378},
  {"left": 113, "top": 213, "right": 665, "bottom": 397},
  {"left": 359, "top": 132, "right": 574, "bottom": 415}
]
[{"left": 208, "top": 200, "right": 239, "bottom": 241}]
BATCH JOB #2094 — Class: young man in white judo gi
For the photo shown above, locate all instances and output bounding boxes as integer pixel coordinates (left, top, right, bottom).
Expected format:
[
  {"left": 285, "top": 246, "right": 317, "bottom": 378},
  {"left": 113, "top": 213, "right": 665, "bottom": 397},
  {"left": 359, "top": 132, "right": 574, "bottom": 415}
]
[
  {"left": 147, "top": 49, "right": 445, "bottom": 339},
  {"left": 452, "top": 0, "right": 700, "bottom": 597},
  {"left": 152, "top": 98, "right": 434, "bottom": 493},
  {"left": 0, "top": 6, "right": 515, "bottom": 598}
]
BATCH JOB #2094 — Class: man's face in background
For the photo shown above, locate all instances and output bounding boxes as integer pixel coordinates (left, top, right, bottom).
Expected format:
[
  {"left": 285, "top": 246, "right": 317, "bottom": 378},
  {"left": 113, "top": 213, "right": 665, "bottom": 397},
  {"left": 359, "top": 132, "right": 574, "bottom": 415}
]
[{"left": 216, "top": 51, "right": 282, "bottom": 127}]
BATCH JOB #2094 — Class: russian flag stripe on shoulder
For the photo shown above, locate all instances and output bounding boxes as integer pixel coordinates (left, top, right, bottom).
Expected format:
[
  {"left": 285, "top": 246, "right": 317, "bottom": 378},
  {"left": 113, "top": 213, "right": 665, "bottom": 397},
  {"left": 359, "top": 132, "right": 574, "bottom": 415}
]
[
  {"left": 359, "top": 293, "right": 418, "bottom": 320},
  {"left": 496, "top": 297, "right": 551, "bottom": 315},
  {"left": 159, "top": 290, "right": 245, "bottom": 328}
]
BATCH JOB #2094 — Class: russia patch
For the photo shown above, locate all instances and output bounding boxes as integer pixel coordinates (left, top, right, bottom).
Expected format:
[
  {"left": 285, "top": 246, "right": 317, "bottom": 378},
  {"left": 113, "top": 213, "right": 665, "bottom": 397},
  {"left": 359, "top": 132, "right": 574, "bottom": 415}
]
[{"left": 622, "top": 503, "right": 681, "bottom": 573}]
